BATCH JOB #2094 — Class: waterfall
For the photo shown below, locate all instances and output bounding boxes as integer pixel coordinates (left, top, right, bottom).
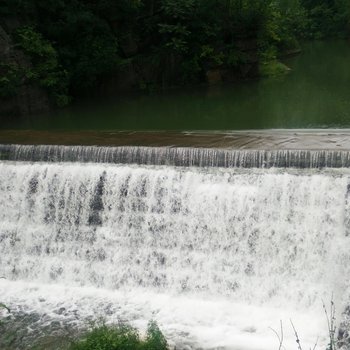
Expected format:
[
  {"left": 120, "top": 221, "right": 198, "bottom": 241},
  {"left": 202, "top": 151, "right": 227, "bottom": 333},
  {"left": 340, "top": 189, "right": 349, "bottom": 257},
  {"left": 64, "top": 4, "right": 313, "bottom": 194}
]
[
  {"left": 2, "top": 144, "right": 350, "bottom": 168},
  {"left": 0, "top": 147, "right": 349, "bottom": 349}
]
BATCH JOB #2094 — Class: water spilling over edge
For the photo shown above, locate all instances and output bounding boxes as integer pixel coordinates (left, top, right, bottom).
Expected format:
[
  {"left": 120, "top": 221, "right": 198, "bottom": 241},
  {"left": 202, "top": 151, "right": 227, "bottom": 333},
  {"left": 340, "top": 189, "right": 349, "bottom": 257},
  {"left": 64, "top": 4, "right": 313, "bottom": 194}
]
[
  {"left": 0, "top": 159, "right": 349, "bottom": 349},
  {"left": 2, "top": 144, "right": 350, "bottom": 168}
]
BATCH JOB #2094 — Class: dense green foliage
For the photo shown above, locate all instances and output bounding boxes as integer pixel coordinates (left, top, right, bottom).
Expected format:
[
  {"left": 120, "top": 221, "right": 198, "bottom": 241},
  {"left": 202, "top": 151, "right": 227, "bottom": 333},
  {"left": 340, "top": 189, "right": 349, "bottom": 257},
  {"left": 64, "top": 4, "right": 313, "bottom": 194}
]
[
  {"left": 1, "top": 0, "right": 349, "bottom": 105},
  {"left": 15, "top": 27, "right": 70, "bottom": 106},
  {"left": 69, "top": 321, "right": 168, "bottom": 350},
  {"left": 0, "top": 63, "right": 22, "bottom": 99}
]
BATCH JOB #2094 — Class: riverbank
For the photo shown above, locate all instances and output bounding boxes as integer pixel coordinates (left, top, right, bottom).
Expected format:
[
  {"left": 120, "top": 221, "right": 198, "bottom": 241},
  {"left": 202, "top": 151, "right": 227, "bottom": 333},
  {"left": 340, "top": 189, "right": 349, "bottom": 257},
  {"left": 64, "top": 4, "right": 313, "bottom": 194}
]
[
  {"left": 0, "top": 310, "right": 168, "bottom": 350},
  {"left": 2, "top": 40, "right": 350, "bottom": 131},
  {"left": 1, "top": 1, "right": 349, "bottom": 118},
  {"left": 1, "top": 306, "right": 349, "bottom": 350}
]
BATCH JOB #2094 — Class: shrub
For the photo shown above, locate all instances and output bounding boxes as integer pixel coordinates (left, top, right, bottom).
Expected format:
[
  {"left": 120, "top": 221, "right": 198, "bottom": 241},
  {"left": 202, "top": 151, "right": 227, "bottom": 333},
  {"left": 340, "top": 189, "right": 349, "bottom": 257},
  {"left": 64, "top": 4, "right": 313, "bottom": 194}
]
[{"left": 69, "top": 320, "right": 168, "bottom": 350}]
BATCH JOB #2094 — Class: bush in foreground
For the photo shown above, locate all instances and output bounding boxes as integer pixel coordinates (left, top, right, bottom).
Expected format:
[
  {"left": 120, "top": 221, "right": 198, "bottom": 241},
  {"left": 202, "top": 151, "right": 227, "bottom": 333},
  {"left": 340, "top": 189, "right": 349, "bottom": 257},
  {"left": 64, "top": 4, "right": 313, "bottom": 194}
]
[{"left": 69, "top": 321, "right": 168, "bottom": 350}]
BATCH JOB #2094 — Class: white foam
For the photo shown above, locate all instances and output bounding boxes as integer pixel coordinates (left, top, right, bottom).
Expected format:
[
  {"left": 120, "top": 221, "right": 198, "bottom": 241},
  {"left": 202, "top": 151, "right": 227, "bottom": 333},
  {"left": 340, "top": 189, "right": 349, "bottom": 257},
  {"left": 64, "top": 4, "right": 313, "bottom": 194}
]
[
  {"left": 0, "top": 280, "right": 329, "bottom": 350},
  {"left": 0, "top": 162, "right": 349, "bottom": 349}
]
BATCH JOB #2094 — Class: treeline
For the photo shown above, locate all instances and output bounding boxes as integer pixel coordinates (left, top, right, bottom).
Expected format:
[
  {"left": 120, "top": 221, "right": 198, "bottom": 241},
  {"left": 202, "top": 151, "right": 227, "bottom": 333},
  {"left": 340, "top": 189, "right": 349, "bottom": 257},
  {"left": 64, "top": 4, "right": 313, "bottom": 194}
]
[{"left": 0, "top": 0, "right": 349, "bottom": 108}]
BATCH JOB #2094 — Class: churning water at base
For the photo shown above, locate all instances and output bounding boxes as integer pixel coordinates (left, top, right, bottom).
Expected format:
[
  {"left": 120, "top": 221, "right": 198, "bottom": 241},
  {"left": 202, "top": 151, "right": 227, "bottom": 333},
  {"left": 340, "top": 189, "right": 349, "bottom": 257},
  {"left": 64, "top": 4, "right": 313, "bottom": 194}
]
[{"left": 0, "top": 159, "right": 349, "bottom": 349}]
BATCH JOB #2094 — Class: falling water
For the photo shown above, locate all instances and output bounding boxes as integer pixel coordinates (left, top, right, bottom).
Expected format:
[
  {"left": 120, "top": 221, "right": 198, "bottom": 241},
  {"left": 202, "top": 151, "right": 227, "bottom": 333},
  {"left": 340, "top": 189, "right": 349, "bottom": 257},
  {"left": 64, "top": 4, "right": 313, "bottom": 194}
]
[
  {"left": 2, "top": 144, "right": 350, "bottom": 168},
  {"left": 0, "top": 146, "right": 349, "bottom": 349}
]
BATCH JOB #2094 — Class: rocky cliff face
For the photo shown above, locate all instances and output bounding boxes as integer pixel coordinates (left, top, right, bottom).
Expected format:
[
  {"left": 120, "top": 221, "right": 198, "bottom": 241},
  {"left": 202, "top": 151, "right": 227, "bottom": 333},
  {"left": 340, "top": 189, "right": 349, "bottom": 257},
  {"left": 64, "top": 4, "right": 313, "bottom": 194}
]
[{"left": 0, "top": 24, "right": 50, "bottom": 118}]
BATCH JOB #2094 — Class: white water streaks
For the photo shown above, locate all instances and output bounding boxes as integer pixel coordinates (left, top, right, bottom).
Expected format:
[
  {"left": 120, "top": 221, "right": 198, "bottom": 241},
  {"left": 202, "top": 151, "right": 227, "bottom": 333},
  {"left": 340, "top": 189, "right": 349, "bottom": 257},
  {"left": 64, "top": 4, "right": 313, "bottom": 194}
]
[
  {"left": 3, "top": 144, "right": 350, "bottom": 168},
  {"left": 0, "top": 161, "right": 349, "bottom": 349}
]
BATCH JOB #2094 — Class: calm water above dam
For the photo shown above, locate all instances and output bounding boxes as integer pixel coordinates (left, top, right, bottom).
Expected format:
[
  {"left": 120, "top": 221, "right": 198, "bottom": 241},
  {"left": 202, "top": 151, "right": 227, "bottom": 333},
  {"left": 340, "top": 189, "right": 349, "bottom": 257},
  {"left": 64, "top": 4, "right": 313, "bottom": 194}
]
[{"left": 2, "top": 40, "right": 350, "bottom": 131}]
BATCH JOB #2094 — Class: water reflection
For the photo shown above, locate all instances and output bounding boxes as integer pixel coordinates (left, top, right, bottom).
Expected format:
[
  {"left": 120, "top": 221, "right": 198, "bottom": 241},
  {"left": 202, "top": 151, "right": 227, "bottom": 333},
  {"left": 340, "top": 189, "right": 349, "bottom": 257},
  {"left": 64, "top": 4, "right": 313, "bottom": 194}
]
[{"left": 1, "top": 40, "right": 350, "bottom": 130}]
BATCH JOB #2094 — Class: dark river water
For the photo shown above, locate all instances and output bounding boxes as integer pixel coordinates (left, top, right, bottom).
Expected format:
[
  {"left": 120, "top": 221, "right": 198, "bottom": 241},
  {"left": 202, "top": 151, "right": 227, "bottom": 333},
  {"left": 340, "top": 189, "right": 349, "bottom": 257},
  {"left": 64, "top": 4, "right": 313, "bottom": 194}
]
[{"left": 1, "top": 40, "right": 350, "bottom": 131}]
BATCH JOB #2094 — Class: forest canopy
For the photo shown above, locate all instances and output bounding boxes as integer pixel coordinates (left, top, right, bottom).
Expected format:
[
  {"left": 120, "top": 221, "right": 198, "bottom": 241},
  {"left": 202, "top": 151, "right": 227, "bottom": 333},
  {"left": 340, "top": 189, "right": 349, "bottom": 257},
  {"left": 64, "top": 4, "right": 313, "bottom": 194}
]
[{"left": 1, "top": 0, "right": 349, "bottom": 106}]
